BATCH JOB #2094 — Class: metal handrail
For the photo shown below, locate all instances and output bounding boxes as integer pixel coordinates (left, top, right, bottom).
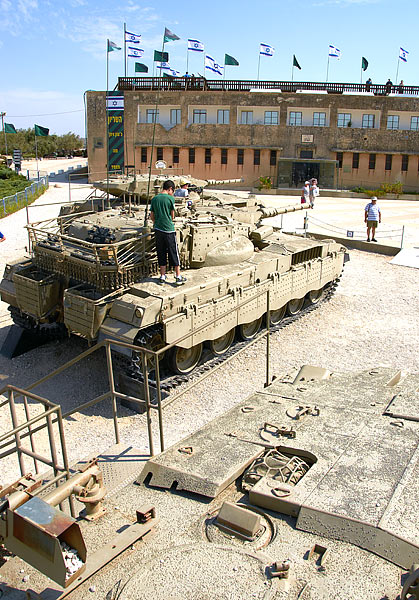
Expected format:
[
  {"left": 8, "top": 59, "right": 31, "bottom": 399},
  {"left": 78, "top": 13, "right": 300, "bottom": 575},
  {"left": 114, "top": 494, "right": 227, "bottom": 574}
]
[{"left": 117, "top": 77, "right": 418, "bottom": 95}]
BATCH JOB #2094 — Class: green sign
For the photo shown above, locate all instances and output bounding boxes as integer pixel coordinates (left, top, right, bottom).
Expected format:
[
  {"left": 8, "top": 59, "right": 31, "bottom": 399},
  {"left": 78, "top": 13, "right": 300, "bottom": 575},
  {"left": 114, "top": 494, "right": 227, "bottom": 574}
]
[{"left": 106, "top": 91, "right": 124, "bottom": 174}]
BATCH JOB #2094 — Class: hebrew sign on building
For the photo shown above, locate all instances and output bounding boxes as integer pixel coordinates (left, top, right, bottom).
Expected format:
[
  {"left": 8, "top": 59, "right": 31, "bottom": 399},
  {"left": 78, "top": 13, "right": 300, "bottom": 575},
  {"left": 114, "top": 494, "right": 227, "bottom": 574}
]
[{"left": 106, "top": 91, "right": 124, "bottom": 174}]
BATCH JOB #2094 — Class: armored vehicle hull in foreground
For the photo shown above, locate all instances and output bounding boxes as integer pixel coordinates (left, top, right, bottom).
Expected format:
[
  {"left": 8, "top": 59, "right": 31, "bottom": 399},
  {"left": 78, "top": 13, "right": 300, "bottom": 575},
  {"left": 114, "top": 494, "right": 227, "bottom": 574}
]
[{"left": 0, "top": 198, "right": 347, "bottom": 384}]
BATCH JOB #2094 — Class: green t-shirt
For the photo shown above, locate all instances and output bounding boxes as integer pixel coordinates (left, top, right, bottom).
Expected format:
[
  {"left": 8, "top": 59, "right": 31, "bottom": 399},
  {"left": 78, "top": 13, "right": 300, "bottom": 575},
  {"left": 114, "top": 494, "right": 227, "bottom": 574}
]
[{"left": 150, "top": 193, "right": 175, "bottom": 232}]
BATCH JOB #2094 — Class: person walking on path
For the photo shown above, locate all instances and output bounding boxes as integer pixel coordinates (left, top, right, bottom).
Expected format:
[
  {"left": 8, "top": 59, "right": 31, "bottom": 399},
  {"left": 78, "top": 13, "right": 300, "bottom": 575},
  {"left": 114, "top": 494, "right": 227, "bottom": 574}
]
[
  {"left": 309, "top": 178, "right": 319, "bottom": 208},
  {"left": 150, "top": 179, "right": 186, "bottom": 286},
  {"left": 301, "top": 181, "right": 310, "bottom": 205},
  {"left": 0, "top": 231, "right": 5, "bottom": 242},
  {"left": 365, "top": 196, "right": 381, "bottom": 242}
]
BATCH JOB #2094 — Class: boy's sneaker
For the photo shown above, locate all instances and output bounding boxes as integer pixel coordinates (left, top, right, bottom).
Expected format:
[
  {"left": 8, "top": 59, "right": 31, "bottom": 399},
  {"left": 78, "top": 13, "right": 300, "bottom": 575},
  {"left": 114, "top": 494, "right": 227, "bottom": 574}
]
[
  {"left": 175, "top": 275, "right": 187, "bottom": 286},
  {"left": 158, "top": 274, "right": 167, "bottom": 284},
  {"left": 371, "top": 238, "right": 377, "bottom": 242}
]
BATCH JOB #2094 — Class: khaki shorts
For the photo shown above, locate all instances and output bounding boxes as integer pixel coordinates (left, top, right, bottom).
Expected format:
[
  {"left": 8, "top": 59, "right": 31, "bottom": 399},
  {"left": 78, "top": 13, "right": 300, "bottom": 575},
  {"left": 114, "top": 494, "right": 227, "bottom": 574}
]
[{"left": 367, "top": 220, "right": 378, "bottom": 228}]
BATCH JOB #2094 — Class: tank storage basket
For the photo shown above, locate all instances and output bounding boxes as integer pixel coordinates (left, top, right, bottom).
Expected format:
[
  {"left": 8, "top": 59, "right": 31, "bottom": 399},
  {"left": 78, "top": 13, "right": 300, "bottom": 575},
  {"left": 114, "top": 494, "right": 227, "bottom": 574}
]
[
  {"left": 63, "top": 284, "right": 119, "bottom": 341},
  {"left": 13, "top": 265, "right": 60, "bottom": 319}
]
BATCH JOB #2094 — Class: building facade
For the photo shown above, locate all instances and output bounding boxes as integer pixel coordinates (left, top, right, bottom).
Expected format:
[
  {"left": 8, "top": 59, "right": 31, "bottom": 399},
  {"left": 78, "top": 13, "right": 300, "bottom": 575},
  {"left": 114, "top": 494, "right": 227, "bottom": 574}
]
[{"left": 86, "top": 80, "right": 419, "bottom": 191}]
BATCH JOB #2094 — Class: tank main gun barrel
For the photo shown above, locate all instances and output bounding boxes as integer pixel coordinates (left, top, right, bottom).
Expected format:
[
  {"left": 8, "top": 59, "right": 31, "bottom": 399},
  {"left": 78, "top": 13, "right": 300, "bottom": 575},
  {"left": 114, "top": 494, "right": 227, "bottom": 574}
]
[
  {"left": 206, "top": 178, "right": 244, "bottom": 185},
  {"left": 258, "top": 202, "right": 309, "bottom": 221}
]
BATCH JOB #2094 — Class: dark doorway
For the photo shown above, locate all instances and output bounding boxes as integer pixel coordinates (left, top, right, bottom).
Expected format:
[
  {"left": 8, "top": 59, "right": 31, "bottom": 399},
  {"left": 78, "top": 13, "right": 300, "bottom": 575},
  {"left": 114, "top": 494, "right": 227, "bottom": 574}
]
[
  {"left": 292, "top": 162, "right": 320, "bottom": 187},
  {"left": 300, "top": 150, "right": 313, "bottom": 159}
]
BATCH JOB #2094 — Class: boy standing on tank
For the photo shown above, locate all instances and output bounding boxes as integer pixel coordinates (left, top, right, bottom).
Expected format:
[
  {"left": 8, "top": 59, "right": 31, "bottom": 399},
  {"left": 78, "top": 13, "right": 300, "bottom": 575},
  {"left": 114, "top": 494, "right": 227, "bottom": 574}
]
[{"left": 150, "top": 179, "right": 186, "bottom": 285}]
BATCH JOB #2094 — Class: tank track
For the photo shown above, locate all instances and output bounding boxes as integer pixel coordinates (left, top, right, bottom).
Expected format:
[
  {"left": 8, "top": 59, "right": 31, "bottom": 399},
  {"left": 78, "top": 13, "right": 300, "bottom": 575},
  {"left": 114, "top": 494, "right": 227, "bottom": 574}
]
[
  {"left": 116, "top": 278, "right": 340, "bottom": 401},
  {"left": 9, "top": 306, "right": 68, "bottom": 340}
]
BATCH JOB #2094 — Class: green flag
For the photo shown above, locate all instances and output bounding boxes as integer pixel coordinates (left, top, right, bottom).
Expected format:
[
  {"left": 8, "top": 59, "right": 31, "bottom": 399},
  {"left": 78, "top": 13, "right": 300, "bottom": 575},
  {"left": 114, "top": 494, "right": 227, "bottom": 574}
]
[
  {"left": 135, "top": 63, "right": 148, "bottom": 73},
  {"left": 362, "top": 57, "right": 368, "bottom": 71},
  {"left": 4, "top": 123, "right": 17, "bottom": 134},
  {"left": 163, "top": 27, "right": 180, "bottom": 43},
  {"left": 163, "top": 72, "right": 175, "bottom": 79},
  {"left": 34, "top": 124, "right": 49, "bottom": 137},
  {"left": 154, "top": 50, "right": 169, "bottom": 62},
  {"left": 107, "top": 40, "right": 121, "bottom": 52},
  {"left": 293, "top": 55, "right": 301, "bottom": 70},
  {"left": 225, "top": 54, "right": 239, "bottom": 66}
]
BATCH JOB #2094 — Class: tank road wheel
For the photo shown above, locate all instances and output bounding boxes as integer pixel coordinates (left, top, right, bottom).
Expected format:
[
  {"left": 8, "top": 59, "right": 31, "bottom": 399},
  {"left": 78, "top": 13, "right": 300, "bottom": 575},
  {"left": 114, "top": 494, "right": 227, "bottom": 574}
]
[
  {"left": 269, "top": 305, "right": 287, "bottom": 326},
  {"left": 307, "top": 287, "right": 325, "bottom": 305},
  {"left": 208, "top": 329, "right": 235, "bottom": 356},
  {"left": 168, "top": 343, "right": 203, "bottom": 375},
  {"left": 286, "top": 297, "right": 304, "bottom": 316},
  {"left": 238, "top": 317, "right": 263, "bottom": 341}
]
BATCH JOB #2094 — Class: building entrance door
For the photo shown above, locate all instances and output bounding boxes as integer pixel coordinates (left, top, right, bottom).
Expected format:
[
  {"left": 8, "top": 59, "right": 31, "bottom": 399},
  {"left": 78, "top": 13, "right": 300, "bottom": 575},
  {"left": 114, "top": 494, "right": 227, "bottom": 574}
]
[{"left": 292, "top": 162, "right": 320, "bottom": 187}]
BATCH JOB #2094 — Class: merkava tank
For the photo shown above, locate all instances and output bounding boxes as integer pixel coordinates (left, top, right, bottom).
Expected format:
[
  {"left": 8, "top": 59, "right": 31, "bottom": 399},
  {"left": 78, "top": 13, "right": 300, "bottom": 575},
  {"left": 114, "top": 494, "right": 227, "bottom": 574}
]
[{"left": 0, "top": 196, "right": 348, "bottom": 391}]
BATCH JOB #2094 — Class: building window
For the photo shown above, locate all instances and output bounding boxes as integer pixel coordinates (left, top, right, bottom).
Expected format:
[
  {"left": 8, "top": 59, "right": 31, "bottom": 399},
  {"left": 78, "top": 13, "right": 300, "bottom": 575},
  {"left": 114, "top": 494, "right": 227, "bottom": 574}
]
[
  {"left": 337, "top": 113, "right": 351, "bottom": 127},
  {"left": 170, "top": 109, "right": 181, "bottom": 125},
  {"left": 270, "top": 150, "right": 277, "bottom": 166},
  {"left": 193, "top": 109, "right": 207, "bottom": 124},
  {"left": 313, "top": 112, "right": 326, "bottom": 127},
  {"left": 146, "top": 109, "right": 159, "bottom": 124},
  {"left": 173, "top": 148, "right": 179, "bottom": 164},
  {"left": 362, "top": 114, "right": 375, "bottom": 128},
  {"left": 237, "top": 149, "right": 244, "bottom": 165},
  {"left": 289, "top": 111, "right": 302, "bottom": 126},
  {"left": 240, "top": 111, "right": 253, "bottom": 124},
  {"left": 217, "top": 109, "right": 230, "bottom": 124},
  {"left": 254, "top": 149, "right": 260, "bottom": 165},
  {"left": 156, "top": 147, "right": 163, "bottom": 161},
  {"left": 410, "top": 116, "right": 419, "bottom": 131},
  {"left": 387, "top": 115, "right": 399, "bottom": 130},
  {"left": 141, "top": 147, "right": 147, "bottom": 163},
  {"left": 352, "top": 153, "right": 359, "bottom": 169},
  {"left": 401, "top": 155, "right": 409, "bottom": 172},
  {"left": 205, "top": 148, "right": 211, "bottom": 164},
  {"left": 221, "top": 149, "right": 228, "bottom": 164},
  {"left": 300, "top": 150, "right": 313, "bottom": 159},
  {"left": 264, "top": 111, "right": 278, "bottom": 125},
  {"left": 368, "top": 153, "right": 376, "bottom": 169},
  {"left": 336, "top": 152, "right": 343, "bottom": 169},
  {"left": 189, "top": 148, "right": 195, "bottom": 164},
  {"left": 385, "top": 154, "right": 392, "bottom": 171}
]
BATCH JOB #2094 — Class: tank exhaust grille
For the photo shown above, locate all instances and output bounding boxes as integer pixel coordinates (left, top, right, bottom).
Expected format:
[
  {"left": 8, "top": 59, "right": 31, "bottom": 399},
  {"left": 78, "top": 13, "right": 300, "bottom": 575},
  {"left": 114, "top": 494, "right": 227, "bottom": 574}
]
[{"left": 291, "top": 247, "right": 322, "bottom": 265}]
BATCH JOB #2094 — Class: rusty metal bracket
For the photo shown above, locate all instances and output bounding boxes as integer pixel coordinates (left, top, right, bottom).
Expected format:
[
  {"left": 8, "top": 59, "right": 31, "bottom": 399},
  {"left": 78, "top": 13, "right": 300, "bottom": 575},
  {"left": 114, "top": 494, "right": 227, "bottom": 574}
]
[
  {"left": 308, "top": 543, "right": 329, "bottom": 566},
  {"left": 178, "top": 446, "right": 194, "bottom": 455},
  {"left": 262, "top": 422, "right": 296, "bottom": 439},
  {"left": 136, "top": 505, "right": 156, "bottom": 524},
  {"left": 286, "top": 405, "right": 320, "bottom": 420}
]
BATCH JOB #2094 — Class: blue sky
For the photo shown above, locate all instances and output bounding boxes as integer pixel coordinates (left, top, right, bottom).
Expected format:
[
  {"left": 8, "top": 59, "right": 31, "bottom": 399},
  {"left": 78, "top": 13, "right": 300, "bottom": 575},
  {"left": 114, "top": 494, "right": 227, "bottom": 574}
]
[{"left": 0, "top": 0, "right": 417, "bottom": 136}]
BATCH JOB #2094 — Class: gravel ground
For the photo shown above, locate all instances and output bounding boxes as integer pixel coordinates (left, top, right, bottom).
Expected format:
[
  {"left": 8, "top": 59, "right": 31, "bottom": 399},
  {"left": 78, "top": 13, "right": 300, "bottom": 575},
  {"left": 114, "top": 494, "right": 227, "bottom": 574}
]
[{"left": 0, "top": 184, "right": 418, "bottom": 485}]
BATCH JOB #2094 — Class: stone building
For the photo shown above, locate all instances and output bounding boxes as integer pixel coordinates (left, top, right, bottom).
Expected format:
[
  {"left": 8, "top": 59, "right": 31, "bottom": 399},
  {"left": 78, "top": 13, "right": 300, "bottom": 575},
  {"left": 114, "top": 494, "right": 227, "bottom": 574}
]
[{"left": 86, "top": 79, "right": 419, "bottom": 191}]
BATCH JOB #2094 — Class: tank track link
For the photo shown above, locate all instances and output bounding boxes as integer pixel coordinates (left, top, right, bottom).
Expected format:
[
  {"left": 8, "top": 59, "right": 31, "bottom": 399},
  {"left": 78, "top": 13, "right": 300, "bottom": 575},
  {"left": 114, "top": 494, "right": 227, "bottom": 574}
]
[
  {"left": 9, "top": 306, "right": 68, "bottom": 341},
  {"left": 117, "top": 278, "right": 340, "bottom": 404}
]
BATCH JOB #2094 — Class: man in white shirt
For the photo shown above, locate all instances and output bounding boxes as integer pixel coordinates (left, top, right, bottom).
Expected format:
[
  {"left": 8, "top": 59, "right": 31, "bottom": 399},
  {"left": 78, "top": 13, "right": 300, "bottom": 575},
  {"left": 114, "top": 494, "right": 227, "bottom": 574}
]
[
  {"left": 174, "top": 178, "right": 190, "bottom": 199},
  {"left": 364, "top": 196, "right": 381, "bottom": 242}
]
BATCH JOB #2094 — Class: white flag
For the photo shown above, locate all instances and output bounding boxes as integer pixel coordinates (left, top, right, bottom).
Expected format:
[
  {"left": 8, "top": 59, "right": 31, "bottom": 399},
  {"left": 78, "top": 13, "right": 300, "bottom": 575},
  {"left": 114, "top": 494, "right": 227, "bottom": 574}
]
[
  {"left": 399, "top": 47, "right": 409, "bottom": 62},
  {"left": 260, "top": 43, "right": 274, "bottom": 57},
  {"left": 127, "top": 46, "right": 144, "bottom": 58},
  {"left": 125, "top": 31, "right": 141, "bottom": 43},
  {"left": 188, "top": 39, "right": 204, "bottom": 52},
  {"left": 169, "top": 68, "right": 181, "bottom": 77},
  {"left": 329, "top": 45, "right": 341, "bottom": 58},
  {"left": 205, "top": 55, "right": 223, "bottom": 76}
]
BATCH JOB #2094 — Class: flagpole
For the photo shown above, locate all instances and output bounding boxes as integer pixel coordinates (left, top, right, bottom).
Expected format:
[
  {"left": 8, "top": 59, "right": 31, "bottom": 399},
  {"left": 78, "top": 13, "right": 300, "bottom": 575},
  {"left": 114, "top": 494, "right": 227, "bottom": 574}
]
[
  {"left": 34, "top": 129, "right": 39, "bottom": 180},
  {"left": 106, "top": 39, "right": 110, "bottom": 210},
  {"left": 257, "top": 53, "right": 261, "bottom": 81},
  {"left": 186, "top": 46, "right": 189, "bottom": 75},
  {"left": 395, "top": 57, "right": 400, "bottom": 85},
  {"left": 326, "top": 54, "right": 330, "bottom": 83},
  {"left": 360, "top": 61, "right": 363, "bottom": 85},
  {"left": 291, "top": 62, "right": 294, "bottom": 83},
  {"left": 0, "top": 112, "right": 7, "bottom": 157},
  {"left": 124, "top": 22, "right": 127, "bottom": 77}
]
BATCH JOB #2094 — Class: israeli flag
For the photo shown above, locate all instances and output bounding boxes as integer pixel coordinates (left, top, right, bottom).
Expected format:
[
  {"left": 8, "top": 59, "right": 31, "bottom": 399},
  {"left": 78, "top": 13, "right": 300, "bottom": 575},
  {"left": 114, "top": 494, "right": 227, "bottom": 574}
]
[
  {"left": 399, "top": 47, "right": 409, "bottom": 62},
  {"left": 169, "top": 68, "right": 181, "bottom": 77},
  {"left": 106, "top": 96, "right": 124, "bottom": 110},
  {"left": 260, "top": 43, "right": 274, "bottom": 57},
  {"left": 329, "top": 45, "right": 341, "bottom": 58},
  {"left": 156, "top": 62, "right": 171, "bottom": 70},
  {"left": 127, "top": 46, "right": 144, "bottom": 58},
  {"left": 188, "top": 39, "right": 204, "bottom": 52},
  {"left": 125, "top": 31, "right": 141, "bottom": 43},
  {"left": 205, "top": 55, "right": 223, "bottom": 76}
]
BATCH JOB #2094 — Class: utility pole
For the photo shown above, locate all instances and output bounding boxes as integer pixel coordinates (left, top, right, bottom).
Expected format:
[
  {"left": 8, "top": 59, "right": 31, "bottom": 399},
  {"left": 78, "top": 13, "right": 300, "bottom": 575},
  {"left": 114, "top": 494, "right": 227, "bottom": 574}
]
[{"left": 0, "top": 112, "right": 7, "bottom": 156}]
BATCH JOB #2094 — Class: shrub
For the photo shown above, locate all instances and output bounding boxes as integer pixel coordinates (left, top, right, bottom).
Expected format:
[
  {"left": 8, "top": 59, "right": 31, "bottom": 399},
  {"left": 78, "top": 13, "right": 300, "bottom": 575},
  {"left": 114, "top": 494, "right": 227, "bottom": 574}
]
[
  {"left": 258, "top": 176, "right": 272, "bottom": 190},
  {"left": 380, "top": 181, "right": 403, "bottom": 197}
]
